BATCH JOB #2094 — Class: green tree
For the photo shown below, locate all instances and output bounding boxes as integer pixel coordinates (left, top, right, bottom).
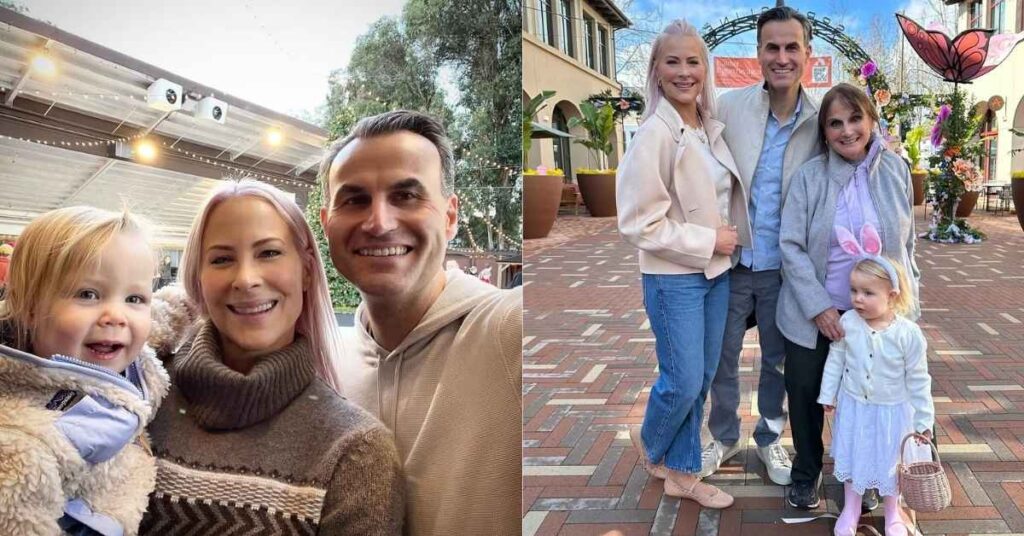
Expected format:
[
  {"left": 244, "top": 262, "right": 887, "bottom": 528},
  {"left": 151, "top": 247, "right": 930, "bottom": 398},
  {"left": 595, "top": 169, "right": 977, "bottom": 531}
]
[
  {"left": 323, "top": 16, "right": 450, "bottom": 138},
  {"left": 304, "top": 185, "right": 362, "bottom": 310},
  {"left": 403, "top": 0, "right": 522, "bottom": 250}
]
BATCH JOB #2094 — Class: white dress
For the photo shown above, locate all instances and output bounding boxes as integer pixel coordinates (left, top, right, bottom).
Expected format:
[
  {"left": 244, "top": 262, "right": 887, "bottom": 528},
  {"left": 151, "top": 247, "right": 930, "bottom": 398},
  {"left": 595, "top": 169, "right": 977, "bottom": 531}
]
[
  {"left": 819, "top": 312, "right": 935, "bottom": 497},
  {"left": 831, "top": 389, "right": 931, "bottom": 496}
]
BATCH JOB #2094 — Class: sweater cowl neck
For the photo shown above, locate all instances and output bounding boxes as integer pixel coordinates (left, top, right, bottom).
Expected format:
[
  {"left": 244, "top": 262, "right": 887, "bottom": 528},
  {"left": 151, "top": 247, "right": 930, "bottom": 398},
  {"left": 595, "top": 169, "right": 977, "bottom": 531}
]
[{"left": 173, "top": 320, "right": 314, "bottom": 430}]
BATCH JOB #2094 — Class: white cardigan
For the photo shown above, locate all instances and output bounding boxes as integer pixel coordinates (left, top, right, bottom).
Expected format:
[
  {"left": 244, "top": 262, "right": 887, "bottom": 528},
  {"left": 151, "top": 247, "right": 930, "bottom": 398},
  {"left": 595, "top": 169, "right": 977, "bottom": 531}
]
[{"left": 817, "top": 310, "right": 934, "bottom": 433}]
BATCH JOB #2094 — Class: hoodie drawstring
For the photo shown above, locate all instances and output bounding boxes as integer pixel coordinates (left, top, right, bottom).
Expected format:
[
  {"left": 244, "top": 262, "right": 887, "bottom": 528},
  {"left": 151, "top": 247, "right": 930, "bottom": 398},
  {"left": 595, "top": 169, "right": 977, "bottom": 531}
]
[{"left": 392, "top": 350, "right": 404, "bottom": 432}]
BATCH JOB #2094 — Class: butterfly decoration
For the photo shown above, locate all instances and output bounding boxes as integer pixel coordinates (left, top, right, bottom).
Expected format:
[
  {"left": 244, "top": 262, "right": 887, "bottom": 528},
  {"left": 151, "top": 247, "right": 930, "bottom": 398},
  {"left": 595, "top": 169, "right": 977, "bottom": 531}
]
[{"left": 896, "top": 14, "right": 1024, "bottom": 84}]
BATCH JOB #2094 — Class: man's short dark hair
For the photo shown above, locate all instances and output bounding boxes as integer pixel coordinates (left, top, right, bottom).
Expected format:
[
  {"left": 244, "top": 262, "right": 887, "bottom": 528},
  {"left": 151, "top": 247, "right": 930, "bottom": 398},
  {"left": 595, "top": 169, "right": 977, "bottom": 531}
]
[
  {"left": 756, "top": 6, "right": 812, "bottom": 47},
  {"left": 318, "top": 110, "right": 455, "bottom": 201}
]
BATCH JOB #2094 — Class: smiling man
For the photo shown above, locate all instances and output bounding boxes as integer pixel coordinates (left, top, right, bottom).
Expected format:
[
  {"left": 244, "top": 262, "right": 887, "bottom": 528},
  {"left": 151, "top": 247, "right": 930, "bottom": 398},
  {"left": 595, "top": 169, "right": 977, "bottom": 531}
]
[
  {"left": 319, "top": 110, "right": 522, "bottom": 536},
  {"left": 701, "top": 6, "right": 828, "bottom": 509}
]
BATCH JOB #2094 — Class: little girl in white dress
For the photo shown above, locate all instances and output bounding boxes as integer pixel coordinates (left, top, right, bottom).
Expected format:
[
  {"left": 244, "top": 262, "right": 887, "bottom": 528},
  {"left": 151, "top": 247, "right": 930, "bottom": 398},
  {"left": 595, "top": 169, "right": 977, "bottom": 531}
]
[{"left": 817, "top": 224, "right": 933, "bottom": 536}]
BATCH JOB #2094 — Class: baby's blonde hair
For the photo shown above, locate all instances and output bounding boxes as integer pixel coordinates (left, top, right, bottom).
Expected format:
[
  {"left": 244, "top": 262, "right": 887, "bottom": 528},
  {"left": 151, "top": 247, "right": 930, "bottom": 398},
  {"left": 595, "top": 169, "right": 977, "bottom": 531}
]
[
  {"left": 853, "top": 256, "right": 914, "bottom": 316},
  {"left": 0, "top": 206, "right": 154, "bottom": 351}
]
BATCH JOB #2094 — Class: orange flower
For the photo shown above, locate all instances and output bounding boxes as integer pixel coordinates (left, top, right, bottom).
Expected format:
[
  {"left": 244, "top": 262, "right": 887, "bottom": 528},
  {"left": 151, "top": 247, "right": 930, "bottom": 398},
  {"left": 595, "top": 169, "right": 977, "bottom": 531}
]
[
  {"left": 874, "top": 89, "right": 892, "bottom": 107},
  {"left": 944, "top": 146, "right": 961, "bottom": 158}
]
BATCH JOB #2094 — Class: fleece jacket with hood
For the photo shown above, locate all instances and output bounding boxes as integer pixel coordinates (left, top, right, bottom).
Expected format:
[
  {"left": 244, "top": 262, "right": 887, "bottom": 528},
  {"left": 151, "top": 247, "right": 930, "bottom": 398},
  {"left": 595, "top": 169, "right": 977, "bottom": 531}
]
[
  {"left": 341, "top": 269, "right": 523, "bottom": 536},
  {"left": 0, "top": 338, "right": 169, "bottom": 536}
]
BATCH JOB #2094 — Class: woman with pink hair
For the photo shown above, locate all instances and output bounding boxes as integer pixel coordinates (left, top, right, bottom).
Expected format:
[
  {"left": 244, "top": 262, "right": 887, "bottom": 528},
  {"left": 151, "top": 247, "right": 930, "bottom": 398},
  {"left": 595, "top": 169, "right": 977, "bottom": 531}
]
[
  {"left": 140, "top": 179, "right": 403, "bottom": 535},
  {"left": 617, "top": 19, "right": 751, "bottom": 509}
]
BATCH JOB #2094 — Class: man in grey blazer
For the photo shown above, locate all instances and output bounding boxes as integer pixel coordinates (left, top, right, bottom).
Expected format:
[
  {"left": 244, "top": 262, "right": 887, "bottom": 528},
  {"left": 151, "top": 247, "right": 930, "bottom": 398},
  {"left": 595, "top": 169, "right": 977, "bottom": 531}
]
[{"left": 699, "top": 6, "right": 827, "bottom": 507}]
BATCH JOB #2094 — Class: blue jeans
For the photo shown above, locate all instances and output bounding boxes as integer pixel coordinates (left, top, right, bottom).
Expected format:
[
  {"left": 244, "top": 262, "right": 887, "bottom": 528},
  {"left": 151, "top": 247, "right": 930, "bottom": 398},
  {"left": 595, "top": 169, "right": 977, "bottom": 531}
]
[{"left": 640, "top": 272, "right": 730, "bottom": 473}]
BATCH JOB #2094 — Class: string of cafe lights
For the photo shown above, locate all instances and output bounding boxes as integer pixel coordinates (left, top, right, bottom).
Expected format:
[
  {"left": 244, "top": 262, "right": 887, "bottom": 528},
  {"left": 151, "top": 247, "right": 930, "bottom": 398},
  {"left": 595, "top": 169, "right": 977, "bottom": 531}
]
[
  {"left": 0, "top": 131, "right": 149, "bottom": 148},
  {"left": 160, "top": 142, "right": 312, "bottom": 189},
  {"left": 459, "top": 196, "right": 522, "bottom": 249},
  {"left": 20, "top": 89, "right": 147, "bottom": 102},
  {"left": 0, "top": 133, "right": 313, "bottom": 190}
]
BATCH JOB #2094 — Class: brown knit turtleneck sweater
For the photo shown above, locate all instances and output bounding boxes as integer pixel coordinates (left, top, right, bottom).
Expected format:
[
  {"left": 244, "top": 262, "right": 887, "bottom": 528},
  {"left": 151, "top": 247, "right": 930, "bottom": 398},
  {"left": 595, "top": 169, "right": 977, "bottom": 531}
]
[{"left": 140, "top": 321, "right": 404, "bottom": 535}]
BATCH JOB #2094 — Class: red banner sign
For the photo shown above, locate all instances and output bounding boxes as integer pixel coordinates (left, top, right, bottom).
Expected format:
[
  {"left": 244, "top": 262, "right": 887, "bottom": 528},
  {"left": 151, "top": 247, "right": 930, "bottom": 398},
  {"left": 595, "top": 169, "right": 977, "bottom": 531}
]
[{"left": 713, "top": 56, "right": 832, "bottom": 88}]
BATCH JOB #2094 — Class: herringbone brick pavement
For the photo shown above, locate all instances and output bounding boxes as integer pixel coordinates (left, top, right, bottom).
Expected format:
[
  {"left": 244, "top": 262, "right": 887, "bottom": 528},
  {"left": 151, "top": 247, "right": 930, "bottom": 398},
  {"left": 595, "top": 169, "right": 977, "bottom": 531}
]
[{"left": 523, "top": 206, "right": 1024, "bottom": 536}]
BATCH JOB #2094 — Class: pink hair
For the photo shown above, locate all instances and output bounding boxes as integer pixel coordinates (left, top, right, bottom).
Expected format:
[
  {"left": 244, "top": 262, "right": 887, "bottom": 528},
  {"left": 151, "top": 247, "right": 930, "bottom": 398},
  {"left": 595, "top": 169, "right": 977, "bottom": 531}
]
[
  {"left": 179, "top": 179, "right": 342, "bottom": 391},
  {"left": 641, "top": 19, "right": 717, "bottom": 123}
]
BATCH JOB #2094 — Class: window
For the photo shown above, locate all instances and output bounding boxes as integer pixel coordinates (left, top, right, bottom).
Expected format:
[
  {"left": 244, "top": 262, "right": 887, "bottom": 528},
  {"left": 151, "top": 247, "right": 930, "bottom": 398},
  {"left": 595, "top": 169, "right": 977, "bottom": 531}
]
[
  {"left": 969, "top": 0, "right": 983, "bottom": 28},
  {"left": 583, "top": 15, "right": 596, "bottom": 69},
  {"left": 559, "top": 0, "right": 574, "bottom": 57},
  {"left": 537, "top": 0, "right": 555, "bottom": 46},
  {"left": 990, "top": 0, "right": 1006, "bottom": 33},
  {"left": 598, "top": 26, "right": 610, "bottom": 77}
]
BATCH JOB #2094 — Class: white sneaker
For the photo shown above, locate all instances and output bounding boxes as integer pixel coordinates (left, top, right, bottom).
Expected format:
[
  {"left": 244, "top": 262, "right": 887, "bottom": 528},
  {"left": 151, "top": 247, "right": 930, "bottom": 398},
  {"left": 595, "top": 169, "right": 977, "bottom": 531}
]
[
  {"left": 756, "top": 442, "right": 793, "bottom": 485},
  {"left": 698, "top": 440, "right": 742, "bottom": 478}
]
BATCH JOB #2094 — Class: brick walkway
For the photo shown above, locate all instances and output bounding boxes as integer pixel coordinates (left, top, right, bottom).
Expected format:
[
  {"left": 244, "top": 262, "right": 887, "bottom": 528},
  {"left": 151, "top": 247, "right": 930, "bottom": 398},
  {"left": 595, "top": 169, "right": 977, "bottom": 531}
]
[{"left": 522, "top": 206, "right": 1024, "bottom": 536}]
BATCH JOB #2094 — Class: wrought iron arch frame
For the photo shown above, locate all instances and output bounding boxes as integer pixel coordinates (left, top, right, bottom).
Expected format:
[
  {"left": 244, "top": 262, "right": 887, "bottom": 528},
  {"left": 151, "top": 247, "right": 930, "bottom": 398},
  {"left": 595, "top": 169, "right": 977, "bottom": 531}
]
[{"left": 700, "top": 8, "right": 871, "bottom": 70}]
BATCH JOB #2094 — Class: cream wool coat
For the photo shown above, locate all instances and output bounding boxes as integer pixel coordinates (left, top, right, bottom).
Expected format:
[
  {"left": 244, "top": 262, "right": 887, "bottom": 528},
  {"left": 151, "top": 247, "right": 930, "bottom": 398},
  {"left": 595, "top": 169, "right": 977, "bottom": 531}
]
[
  {"left": 617, "top": 97, "right": 751, "bottom": 278},
  {"left": 0, "top": 345, "right": 169, "bottom": 536}
]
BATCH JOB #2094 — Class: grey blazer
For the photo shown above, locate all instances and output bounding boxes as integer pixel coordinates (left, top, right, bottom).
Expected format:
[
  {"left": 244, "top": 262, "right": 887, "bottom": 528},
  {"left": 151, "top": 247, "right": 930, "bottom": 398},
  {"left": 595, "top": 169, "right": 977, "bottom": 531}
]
[{"left": 776, "top": 142, "right": 920, "bottom": 349}]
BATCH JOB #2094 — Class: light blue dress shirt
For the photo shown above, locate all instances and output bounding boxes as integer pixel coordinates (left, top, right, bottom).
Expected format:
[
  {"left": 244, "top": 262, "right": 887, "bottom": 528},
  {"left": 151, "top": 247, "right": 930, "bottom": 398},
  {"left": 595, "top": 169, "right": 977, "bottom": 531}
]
[{"left": 740, "top": 96, "right": 802, "bottom": 271}]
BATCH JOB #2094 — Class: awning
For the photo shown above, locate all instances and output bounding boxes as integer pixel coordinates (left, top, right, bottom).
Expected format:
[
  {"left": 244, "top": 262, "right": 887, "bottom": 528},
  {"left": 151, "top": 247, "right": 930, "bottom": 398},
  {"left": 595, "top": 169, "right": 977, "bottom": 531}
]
[{"left": 530, "top": 122, "right": 573, "bottom": 139}]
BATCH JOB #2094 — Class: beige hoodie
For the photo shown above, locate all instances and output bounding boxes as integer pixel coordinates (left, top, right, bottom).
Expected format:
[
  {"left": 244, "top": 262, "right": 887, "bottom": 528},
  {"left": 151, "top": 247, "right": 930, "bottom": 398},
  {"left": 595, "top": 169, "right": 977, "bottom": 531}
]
[{"left": 341, "top": 269, "right": 522, "bottom": 536}]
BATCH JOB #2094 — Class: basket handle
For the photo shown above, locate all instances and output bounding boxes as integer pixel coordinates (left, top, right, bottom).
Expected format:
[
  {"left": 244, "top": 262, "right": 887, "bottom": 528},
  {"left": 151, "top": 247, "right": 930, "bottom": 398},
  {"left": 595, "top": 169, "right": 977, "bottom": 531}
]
[{"left": 899, "top": 432, "right": 941, "bottom": 466}]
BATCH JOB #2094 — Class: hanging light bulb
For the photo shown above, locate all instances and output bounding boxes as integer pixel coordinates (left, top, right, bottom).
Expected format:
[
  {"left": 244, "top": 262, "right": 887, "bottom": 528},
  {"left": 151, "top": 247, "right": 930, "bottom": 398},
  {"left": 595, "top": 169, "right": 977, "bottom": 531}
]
[
  {"left": 30, "top": 53, "right": 57, "bottom": 78},
  {"left": 135, "top": 139, "right": 158, "bottom": 162},
  {"left": 266, "top": 128, "right": 283, "bottom": 146}
]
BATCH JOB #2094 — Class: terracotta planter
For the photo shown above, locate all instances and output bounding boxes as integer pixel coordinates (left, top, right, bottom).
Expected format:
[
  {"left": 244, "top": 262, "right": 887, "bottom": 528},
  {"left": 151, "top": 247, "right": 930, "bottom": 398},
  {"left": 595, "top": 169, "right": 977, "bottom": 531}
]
[
  {"left": 576, "top": 172, "right": 617, "bottom": 217},
  {"left": 1013, "top": 179, "right": 1024, "bottom": 232},
  {"left": 911, "top": 170, "right": 927, "bottom": 206},
  {"left": 955, "top": 190, "right": 980, "bottom": 218},
  {"left": 524, "top": 174, "right": 563, "bottom": 239}
]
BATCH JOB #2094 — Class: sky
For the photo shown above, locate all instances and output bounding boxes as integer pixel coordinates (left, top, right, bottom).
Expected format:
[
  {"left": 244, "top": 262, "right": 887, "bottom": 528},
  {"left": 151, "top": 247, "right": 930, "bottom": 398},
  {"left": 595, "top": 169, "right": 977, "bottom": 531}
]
[
  {"left": 616, "top": 0, "right": 956, "bottom": 93},
  {"left": 20, "top": 0, "right": 407, "bottom": 121},
  {"left": 627, "top": 0, "right": 948, "bottom": 38}
]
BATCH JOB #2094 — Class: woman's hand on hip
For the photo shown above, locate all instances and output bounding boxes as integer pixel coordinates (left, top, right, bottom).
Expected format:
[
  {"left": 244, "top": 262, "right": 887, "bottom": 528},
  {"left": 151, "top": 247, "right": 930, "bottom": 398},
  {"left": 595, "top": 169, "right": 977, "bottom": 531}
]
[
  {"left": 714, "top": 225, "right": 739, "bottom": 256},
  {"left": 814, "top": 308, "right": 844, "bottom": 341}
]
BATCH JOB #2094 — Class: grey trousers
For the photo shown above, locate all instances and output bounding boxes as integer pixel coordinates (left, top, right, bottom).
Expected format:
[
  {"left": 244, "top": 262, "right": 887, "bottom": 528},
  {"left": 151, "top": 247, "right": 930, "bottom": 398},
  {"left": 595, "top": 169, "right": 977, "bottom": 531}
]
[{"left": 708, "top": 264, "right": 789, "bottom": 447}]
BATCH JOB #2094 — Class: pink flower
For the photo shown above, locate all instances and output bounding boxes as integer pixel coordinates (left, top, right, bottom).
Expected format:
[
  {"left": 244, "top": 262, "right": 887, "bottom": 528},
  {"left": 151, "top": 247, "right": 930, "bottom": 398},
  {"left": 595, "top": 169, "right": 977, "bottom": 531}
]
[
  {"left": 861, "top": 60, "right": 878, "bottom": 78},
  {"left": 618, "top": 99, "right": 630, "bottom": 110},
  {"left": 937, "top": 104, "right": 951, "bottom": 122}
]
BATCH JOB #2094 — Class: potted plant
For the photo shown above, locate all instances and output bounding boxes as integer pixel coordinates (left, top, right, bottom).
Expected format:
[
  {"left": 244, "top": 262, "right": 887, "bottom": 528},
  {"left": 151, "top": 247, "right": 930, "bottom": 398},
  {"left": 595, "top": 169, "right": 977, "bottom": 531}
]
[
  {"left": 523, "top": 167, "right": 565, "bottom": 239},
  {"left": 1013, "top": 170, "right": 1024, "bottom": 232},
  {"left": 904, "top": 126, "right": 928, "bottom": 205},
  {"left": 523, "top": 91, "right": 563, "bottom": 239},
  {"left": 568, "top": 101, "right": 617, "bottom": 217}
]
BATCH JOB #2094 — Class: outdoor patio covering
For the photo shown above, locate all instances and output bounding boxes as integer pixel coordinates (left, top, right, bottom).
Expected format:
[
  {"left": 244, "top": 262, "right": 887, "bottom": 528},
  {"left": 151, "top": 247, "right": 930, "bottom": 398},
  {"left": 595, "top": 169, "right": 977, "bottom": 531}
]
[{"left": 0, "top": 6, "right": 328, "bottom": 245}]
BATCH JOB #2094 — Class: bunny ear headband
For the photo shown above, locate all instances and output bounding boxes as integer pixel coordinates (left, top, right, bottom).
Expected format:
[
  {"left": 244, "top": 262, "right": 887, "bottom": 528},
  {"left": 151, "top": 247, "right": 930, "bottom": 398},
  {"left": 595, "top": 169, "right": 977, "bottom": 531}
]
[{"left": 835, "top": 223, "right": 900, "bottom": 293}]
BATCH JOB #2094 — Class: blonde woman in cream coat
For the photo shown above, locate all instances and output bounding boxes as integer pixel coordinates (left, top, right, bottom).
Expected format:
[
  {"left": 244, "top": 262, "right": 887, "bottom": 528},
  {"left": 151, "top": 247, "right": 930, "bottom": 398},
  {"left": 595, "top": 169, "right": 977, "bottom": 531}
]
[{"left": 619, "top": 19, "right": 752, "bottom": 509}]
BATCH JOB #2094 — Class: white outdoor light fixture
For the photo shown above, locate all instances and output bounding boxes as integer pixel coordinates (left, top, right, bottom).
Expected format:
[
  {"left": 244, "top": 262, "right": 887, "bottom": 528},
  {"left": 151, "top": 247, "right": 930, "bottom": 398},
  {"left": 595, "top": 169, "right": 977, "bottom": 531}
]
[
  {"left": 146, "top": 78, "right": 183, "bottom": 112},
  {"left": 197, "top": 96, "right": 228, "bottom": 124}
]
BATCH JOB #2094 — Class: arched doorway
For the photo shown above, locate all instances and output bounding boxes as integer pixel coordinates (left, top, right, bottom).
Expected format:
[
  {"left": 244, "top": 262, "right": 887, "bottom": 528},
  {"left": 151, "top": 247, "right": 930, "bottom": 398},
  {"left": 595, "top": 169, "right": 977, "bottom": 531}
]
[
  {"left": 553, "top": 100, "right": 587, "bottom": 176},
  {"left": 552, "top": 107, "right": 572, "bottom": 173}
]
